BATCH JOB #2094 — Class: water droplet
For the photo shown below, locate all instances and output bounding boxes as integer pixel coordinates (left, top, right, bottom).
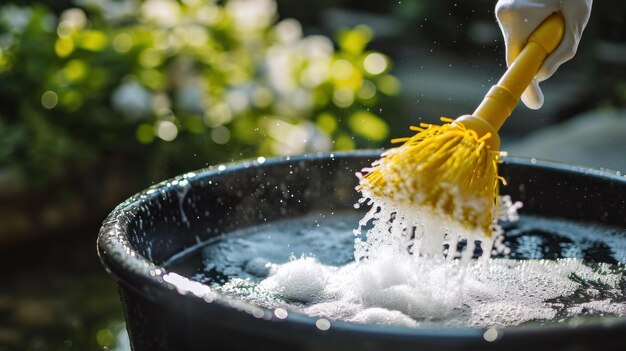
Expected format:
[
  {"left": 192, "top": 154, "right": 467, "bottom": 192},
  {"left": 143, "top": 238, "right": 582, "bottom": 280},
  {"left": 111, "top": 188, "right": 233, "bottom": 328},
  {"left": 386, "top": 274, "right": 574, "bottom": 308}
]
[
  {"left": 274, "top": 308, "right": 288, "bottom": 319},
  {"left": 316, "top": 318, "right": 331, "bottom": 330}
]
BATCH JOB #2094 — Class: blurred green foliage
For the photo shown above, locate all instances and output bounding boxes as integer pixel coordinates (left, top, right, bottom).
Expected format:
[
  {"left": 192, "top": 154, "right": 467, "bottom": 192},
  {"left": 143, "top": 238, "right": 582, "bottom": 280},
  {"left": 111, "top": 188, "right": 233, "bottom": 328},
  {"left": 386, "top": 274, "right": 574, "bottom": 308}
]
[{"left": 0, "top": 0, "right": 399, "bottom": 190}]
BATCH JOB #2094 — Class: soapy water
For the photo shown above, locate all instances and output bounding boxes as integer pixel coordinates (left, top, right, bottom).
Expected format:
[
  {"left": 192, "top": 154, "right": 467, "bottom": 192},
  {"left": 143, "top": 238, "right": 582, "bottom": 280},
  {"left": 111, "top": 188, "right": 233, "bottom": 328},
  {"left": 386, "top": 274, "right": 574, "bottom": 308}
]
[
  {"left": 352, "top": 195, "right": 522, "bottom": 263},
  {"left": 166, "top": 211, "right": 626, "bottom": 328}
]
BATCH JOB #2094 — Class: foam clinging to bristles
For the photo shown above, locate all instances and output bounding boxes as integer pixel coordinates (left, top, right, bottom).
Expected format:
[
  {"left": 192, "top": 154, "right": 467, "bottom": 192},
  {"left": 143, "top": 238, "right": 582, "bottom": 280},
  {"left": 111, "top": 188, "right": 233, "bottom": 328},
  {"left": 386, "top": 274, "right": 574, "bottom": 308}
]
[{"left": 358, "top": 119, "right": 503, "bottom": 239}]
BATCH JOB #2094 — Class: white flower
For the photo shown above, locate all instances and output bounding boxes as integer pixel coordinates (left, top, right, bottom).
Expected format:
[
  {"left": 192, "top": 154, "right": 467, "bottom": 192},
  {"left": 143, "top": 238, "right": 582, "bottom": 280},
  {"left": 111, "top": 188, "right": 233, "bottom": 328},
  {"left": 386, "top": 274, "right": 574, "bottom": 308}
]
[
  {"left": 265, "top": 45, "right": 297, "bottom": 95},
  {"left": 299, "top": 35, "right": 334, "bottom": 58},
  {"left": 265, "top": 34, "right": 334, "bottom": 96},
  {"left": 264, "top": 119, "right": 331, "bottom": 155},
  {"left": 60, "top": 8, "right": 87, "bottom": 30},
  {"left": 141, "top": 0, "right": 181, "bottom": 28},
  {"left": 226, "top": 0, "right": 277, "bottom": 32},
  {"left": 195, "top": 4, "right": 221, "bottom": 26},
  {"left": 275, "top": 18, "right": 302, "bottom": 44},
  {"left": 112, "top": 80, "right": 153, "bottom": 121}
]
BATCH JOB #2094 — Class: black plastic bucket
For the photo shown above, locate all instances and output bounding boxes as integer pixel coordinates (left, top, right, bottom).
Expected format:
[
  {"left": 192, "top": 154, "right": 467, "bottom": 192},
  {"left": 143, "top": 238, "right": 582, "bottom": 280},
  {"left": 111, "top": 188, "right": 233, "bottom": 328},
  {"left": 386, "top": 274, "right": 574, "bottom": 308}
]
[{"left": 98, "top": 151, "right": 626, "bottom": 351}]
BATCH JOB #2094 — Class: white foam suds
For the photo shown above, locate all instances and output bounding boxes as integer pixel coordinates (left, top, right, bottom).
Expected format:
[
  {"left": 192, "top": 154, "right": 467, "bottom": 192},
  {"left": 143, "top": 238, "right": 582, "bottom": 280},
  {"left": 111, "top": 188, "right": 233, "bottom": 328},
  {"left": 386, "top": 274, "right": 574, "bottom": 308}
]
[
  {"left": 197, "top": 211, "right": 626, "bottom": 329},
  {"left": 241, "top": 254, "right": 623, "bottom": 328}
]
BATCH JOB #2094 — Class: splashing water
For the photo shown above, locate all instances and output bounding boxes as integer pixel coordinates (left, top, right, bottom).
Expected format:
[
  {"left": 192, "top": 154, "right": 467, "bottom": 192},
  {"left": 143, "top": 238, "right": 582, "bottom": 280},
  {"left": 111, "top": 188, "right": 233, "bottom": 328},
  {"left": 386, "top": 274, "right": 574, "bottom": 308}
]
[
  {"left": 352, "top": 195, "right": 521, "bottom": 263},
  {"left": 166, "top": 209, "right": 626, "bottom": 329}
]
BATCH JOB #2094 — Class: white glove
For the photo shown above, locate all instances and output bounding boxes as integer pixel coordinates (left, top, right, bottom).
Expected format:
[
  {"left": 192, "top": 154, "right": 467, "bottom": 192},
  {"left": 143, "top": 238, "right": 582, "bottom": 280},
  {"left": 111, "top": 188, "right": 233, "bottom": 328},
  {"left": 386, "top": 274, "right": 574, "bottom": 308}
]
[{"left": 496, "top": 0, "right": 592, "bottom": 109}]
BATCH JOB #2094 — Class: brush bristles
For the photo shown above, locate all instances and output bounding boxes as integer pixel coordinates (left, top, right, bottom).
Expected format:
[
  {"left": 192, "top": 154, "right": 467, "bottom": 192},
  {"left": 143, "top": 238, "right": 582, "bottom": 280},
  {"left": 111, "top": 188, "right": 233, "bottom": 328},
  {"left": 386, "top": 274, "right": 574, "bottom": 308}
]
[{"left": 358, "top": 119, "right": 502, "bottom": 236}]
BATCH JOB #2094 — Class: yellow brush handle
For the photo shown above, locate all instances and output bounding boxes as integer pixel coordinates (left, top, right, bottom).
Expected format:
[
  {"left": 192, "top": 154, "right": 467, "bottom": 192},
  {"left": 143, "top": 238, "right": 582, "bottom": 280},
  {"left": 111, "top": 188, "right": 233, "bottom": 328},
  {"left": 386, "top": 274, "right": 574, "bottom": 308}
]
[{"left": 473, "top": 12, "right": 565, "bottom": 131}]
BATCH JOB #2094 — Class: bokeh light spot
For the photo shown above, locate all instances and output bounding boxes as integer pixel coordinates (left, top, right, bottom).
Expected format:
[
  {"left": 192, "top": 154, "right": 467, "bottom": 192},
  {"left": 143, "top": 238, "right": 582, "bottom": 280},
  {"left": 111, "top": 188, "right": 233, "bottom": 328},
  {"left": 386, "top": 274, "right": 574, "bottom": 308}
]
[
  {"left": 204, "top": 103, "right": 232, "bottom": 128},
  {"left": 55, "top": 38, "right": 74, "bottom": 58},
  {"left": 80, "top": 30, "right": 108, "bottom": 52},
  {"left": 274, "top": 308, "right": 288, "bottom": 319},
  {"left": 349, "top": 111, "right": 388, "bottom": 141},
  {"left": 113, "top": 33, "right": 133, "bottom": 53},
  {"left": 211, "top": 125, "right": 231, "bottom": 144},
  {"left": 60, "top": 90, "right": 83, "bottom": 111},
  {"left": 64, "top": 59, "right": 87, "bottom": 81},
  {"left": 377, "top": 75, "right": 401, "bottom": 95},
  {"left": 330, "top": 59, "right": 354, "bottom": 81},
  {"left": 334, "top": 133, "right": 355, "bottom": 150},
  {"left": 483, "top": 328, "right": 498, "bottom": 342},
  {"left": 139, "top": 48, "right": 163, "bottom": 68},
  {"left": 316, "top": 318, "right": 331, "bottom": 331},
  {"left": 332, "top": 88, "right": 354, "bottom": 108},
  {"left": 156, "top": 120, "right": 178, "bottom": 141},
  {"left": 275, "top": 18, "right": 302, "bottom": 43},
  {"left": 339, "top": 25, "right": 372, "bottom": 54},
  {"left": 56, "top": 21, "right": 73, "bottom": 38},
  {"left": 363, "top": 53, "right": 387, "bottom": 75},
  {"left": 139, "top": 69, "right": 165, "bottom": 90},
  {"left": 316, "top": 113, "right": 337, "bottom": 134},
  {"left": 95, "top": 328, "right": 115, "bottom": 348},
  {"left": 252, "top": 87, "right": 273, "bottom": 108},
  {"left": 357, "top": 80, "right": 377, "bottom": 100},
  {"left": 136, "top": 123, "right": 155, "bottom": 144},
  {"left": 41, "top": 91, "right": 59, "bottom": 109}
]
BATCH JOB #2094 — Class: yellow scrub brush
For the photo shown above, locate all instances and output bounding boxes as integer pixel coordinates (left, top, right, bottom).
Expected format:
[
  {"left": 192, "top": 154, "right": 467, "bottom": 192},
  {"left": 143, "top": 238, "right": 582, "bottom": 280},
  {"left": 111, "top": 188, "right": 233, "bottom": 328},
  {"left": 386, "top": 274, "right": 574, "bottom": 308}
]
[{"left": 358, "top": 13, "right": 565, "bottom": 238}]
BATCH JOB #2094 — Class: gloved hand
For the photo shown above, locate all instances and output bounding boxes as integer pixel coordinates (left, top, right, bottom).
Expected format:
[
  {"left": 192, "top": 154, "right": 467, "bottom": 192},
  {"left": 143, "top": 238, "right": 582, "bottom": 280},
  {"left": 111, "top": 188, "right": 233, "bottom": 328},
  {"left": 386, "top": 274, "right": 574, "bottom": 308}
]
[{"left": 496, "top": 0, "right": 592, "bottom": 109}]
